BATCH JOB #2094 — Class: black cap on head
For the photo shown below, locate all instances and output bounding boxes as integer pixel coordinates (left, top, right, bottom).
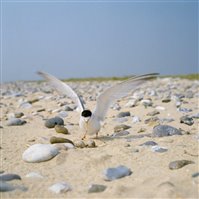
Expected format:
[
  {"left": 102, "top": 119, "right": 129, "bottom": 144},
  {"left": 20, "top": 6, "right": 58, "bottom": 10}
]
[{"left": 81, "top": 110, "right": 92, "bottom": 117}]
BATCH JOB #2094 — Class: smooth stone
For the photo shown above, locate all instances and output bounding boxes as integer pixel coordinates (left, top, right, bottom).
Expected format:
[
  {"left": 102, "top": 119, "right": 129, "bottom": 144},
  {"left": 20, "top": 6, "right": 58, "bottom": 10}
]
[
  {"left": 192, "top": 172, "right": 199, "bottom": 178},
  {"left": 19, "top": 102, "right": 32, "bottom": 109},
  {"left": 132, "top": 116, "right": 141, "bottom": 123},
  {"left": 22, "top": 144, "right": 59, "bottom": 163},
  {"left": 117, "top": 111, "right": 130, "bottom": 118},
  {"left": 50, "top": 136, "right": 74, "bottom": 145},
  {"left": 28, "top": 98, "right": 39, "bottom": 104},
  {"left": 0, "top": 174, "right": 21, "bottom": 181},
  {"left": 191, "top": 113, "right": 199, "bottom": 119},
  {"left": 169, "top": 160, "right": 194, "bottom": 170},
  {"left": 58, "top": 111, "right": 68, "bottom": 118},
  {"left": 137, "top": 127, "right": 146, "bottom": 133},
  {"left": 48, "top": 182, "right": 71, "bottom": 193},
  {"left": 140, "top": 141, "right": 158, "bottom": 146},
  {"left": 111, "top": 103, "right": 121, "bottom": 110},
  {"left": 155, "top": 106, "right": 166, "bottom": 110},
  {"left": 25, "top": 172, "right": 44, "bottom": 179},
  {"left": 7, "top": 118, "right": 26, "bottom": 126},
  {"left": 153, "top": 125, "right": 182, "bottom": 137},
  {"left": 160, "top": 118, "right": 174, "bottom": 123},
  {"left": 88, "top": 184, "right": 107, "bottom": 193},
  {"left": 180, "top": 115, "right": 194, "bottom": 126},
  {"left": 144, "top": 117, "right": 159, "bottom": 124},
  {"left": 103, "top": 165, "right": 132, "bottom": 181},
  {"left": 141, "top": 99, "right": 153, "bottom": 107},
  {"left": 162, "top": 98, "right": 171, "bottom": 103},
  {"left": 63, "top": 106, "right": 73, "bottom": 111},
  {"left": 151, "top": 145, "right": 168, "bottom": 153},
  {"left": 114, "top": 124, "right": 131, "bottom": 132},
  {"left": 0, "top": 182, "right": 15, "bottom": 192},
  {"left": 125, "top": 99, "right": 138, "bottom": 107},
  {"left": 63, "top": 143, "right": 75, "bottom": 149},
  {"left": 45, "top": 117, "right": 64, "bottom": 128},
  {"left": 55, "top": 125, "right": 69, "bottom": 134},
  {"left": 74, "top": 140, "right": 86, "bottom": 148},
  {"left": 85, "top": 140, "right": 96, "bottom": 148},
  {"left": 147, "top": 110, "right": 160, "bottom": 116},
  {"left": 14, "top": 112, "right": 24, "bottom": 118},
  {"left": 111, "top": 131, "right": 130, "bottom": 137},
  {"left": 178, "top": 107, "right": 192, "bottom": 113},
  {"left": 176, "top": 101, "right": 181, "bottom": 108}
]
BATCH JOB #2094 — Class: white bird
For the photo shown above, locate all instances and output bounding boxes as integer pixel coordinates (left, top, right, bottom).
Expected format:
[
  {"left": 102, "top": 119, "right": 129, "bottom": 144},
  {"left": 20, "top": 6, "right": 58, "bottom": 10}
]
[{"left": 37, "top": 71, "right": 158, "bottom": 139}]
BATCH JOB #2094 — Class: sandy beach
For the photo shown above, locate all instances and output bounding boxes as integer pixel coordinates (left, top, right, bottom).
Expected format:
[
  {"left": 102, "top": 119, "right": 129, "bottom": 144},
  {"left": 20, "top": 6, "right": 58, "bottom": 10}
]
[{"left": 0, "top": 77, "right": 198, "bottom": 198}]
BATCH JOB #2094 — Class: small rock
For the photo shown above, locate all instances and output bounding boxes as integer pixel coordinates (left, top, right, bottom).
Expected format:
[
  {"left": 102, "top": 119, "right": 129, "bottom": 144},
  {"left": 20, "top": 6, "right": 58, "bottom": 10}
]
[
  {"left": 28, "top": 98, "right": 39, "bottom": 104},
  {"left": 111, "top": 131, "right": 130, "bottom": 137},
  {"left": 151, "top": 145, "right": 168, "bottom": 153},
  {"left": 74, "top": 140, "right": 86, "bottom": 148},
  {"left": 180, "top": 115, "right": 194, "bottom": 126},
  {"left": 141, "top": 99, "right": 153, "bottom": 107},
  {"left": 147, "top": 110, "right": 160, "bottom": 116},
  {"left": 160, "top": 118, "right": 174, "bottom": 123},
  {"left": 178, "top": 107, "right": 192, "bottom": 113},
  {"left": 153, "top": 125, "right": 182, "bottom": 137},
  {"left": 63, "top": 106, "right": 73, "bottom": 111},
  {"left": 0, "top": 182, "right": 15, "bottom": 192},
  {"left": 103, "top": 165, "right": 132, "bottom": 181},
  {"left": 0, "top": 174, "right": 21, "bottom": 181},
  {"left": 88, "top": 184, "right": 107, "bottom": 193},
  {"left": 114, "top": 117, "right": 128, "bottom": 123},
  {"left": 19, "top": 102, "right": 32, "bottom": 109},
  {"left": 117, "top": 111, "right": 130, "bottom": 118},
  {"left": 114, "top": 124, "right": 131, "bottom": 132},
  {"left": 125, "top": 99, "right": 138, "bottom": 107},
  {"left": 111, "top": 103, "right": 121, "bottom": 110},
  {"left": 55, "top": 125, "right": 69, "bottom": 134},
  {"left": 50, "top": 136, "right": 74, "bottom": 145},
  {"left": 63, "top": 143, "right": 75, "bottom": 149},
  {"left": 48, "top": 182, "right": 71, "bottom": 194},
  {"left": 132, "top": 116, "right": 141, "bottom": 123},
  {"left": 45, "top": 117, "right": 64, "bottom": 128},
  {"left": 14, "top": 112, "right": 24, "bottom": 118},
  {"left": 85, "top": 140, "right": 96, "bottom": 148},
  {"left": 25, "top": 172, "right": 44, "bottom": 179},
  {"left": 58, "top": 111, "right": 68, "bottom": 118},
  {"left": 137, "top": 127, "right": 146, "bottom": 133},
  {"left": 192, "top": 172, "right": 199, "bottom": 178},
  {"left": 7, "top": 118, "right": 26, "bottom": 126},
  {"left": 155, "top": 106, "right": 166, "bottom": 111},
  {"left": 169, "top": 160, "right": 194, "bottom": 170},
  {"left": 140, "top": 141, "right": 158, "bottom": 146},
  {"left": 22, "top": 144, "right": 59, "bottom": 163},
  {"left": 162, "top": 98, "right": 171, "bottom": 103},
  {"left": 144, "top": 117, "right": 159, "bottom": 124}
]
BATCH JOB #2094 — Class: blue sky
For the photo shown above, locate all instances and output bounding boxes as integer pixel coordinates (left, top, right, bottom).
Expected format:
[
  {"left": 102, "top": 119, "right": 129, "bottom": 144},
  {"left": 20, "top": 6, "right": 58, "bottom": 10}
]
[{"left": 1, "top": 0, "right": 198, "bottom": 82}]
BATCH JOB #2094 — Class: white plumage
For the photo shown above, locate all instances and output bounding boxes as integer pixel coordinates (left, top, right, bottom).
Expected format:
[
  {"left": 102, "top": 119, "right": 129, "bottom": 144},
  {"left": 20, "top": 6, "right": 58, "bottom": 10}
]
[{"left": 38, "top": 71, "right": 158, "bottom": 138}]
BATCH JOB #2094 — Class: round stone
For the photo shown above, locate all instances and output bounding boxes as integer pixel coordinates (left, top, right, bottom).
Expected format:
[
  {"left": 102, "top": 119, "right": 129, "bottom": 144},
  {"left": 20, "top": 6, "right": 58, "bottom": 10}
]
[
  {"left": 55, "top": 125, "right": 69, "bottom": 134},
  {"left": 45, "top": 117, "right": 64, "bottom": 128}
]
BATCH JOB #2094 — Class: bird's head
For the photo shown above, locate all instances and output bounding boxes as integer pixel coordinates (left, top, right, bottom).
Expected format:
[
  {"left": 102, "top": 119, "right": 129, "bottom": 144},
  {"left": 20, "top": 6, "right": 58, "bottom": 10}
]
[{"left": 81, "top": 110, "right": 92, "bottom": 123}]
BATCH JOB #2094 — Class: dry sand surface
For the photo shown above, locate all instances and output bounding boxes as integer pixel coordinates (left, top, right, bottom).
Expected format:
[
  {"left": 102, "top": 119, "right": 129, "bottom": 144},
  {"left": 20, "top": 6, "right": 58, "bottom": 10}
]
[{"left": 0, "top": 77, "right": 199, "bottom": 198}]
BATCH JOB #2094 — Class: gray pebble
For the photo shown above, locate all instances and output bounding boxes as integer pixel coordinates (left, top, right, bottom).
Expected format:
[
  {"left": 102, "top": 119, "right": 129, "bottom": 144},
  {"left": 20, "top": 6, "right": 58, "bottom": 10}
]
[
  {"left": 45, "top": 117, "right": 64, "bottom": 128},
  {"left": 7, "top": 118, "right": 26, "bottom": 126},
  {"left": 178, "top": 107, "right": 193, "bottom": 113},
  {"left": 153, "top": 125, "right": 182, "bottom": 137},
  {"left": 48, "top": 182, "right": 71, "bottom": 193},
  {"left": 0, "top": 174, "right": 21, "bottom": 181},
  {"left": 19, "top": 102, "right": 32, "bottom": 109},
  {"left": 85, "top": 140, "right": 96, "bottom": 148},
  {"left": 140, "top": 141, "right": 158, "bottom": 146},
  {"left": 103, "top": 165, "right": 132, "bottom": 181},
  {"left": 169, "top": 160, "right": 194, "bottom": 170},
  {"left": 58, "top": 111, "right": 68, "bottom": 118},
  {"left": 132, "top": 116, "right": 141, "bottom": 123},
  {"left": 159, "top": 118, "right": 174, "bottom": 123},
  {"left": 192, "top": 172, "right": 199, "bottom": 178},
  {"left": 88, "top": 184, "right": 107, "bottom": 193},
  {"left": 141, "top": 99, "right": 153, "bottom": 107},
  {"left": 111, "top": 131, "right": 130, "bottom": 137},
  {"left": 151, "top": 145, "right": 168, "bottom": 153},
  {"left": 0, "top": 182, "right": 15, "bottom": 192},
  {"left": 114, "top": 124, "right": 131, "bottom": 132},
  {"left": 25, "top": 172, "right": 44, "bottom": 179},
  {"left": 117, "top": 111, "right": 130, "bottom": 118},
  {"left": 147, "top": 110, "right": 160, "bottom": 116},
  {"left": 114, "top": 117, "right": 128, "bottom": 123},
  {"left": 180, "top": 115, "right": 194, "bottom": 126},
  {"left": 74, "top": 140, "right": 86, "bottom": 148},
  {"left": 14, "top": 112, "right": 24, "bottom": 118},
  {"left": 144, "top": 117, "right": 160, "bottom": 124}
]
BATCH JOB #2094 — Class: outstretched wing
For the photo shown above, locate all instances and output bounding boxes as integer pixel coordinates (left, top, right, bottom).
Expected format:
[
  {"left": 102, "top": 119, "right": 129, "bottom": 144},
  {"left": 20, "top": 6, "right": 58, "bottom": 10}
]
[
  {"left": 93, "top": 73, "right": 159, "bottom": 121},
  {"left": 37, "top": 71, "right": 84, "bottom": 112}
]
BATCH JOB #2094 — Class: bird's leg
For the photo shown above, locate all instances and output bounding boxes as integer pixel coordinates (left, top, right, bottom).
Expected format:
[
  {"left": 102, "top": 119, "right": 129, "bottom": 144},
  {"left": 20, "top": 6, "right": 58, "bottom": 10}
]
[
  {"left": 95, "top": 132, "right": 99, "bottom": 139},
  {"left": 81, "top": 131, "right": 87, "bottom": 140}
]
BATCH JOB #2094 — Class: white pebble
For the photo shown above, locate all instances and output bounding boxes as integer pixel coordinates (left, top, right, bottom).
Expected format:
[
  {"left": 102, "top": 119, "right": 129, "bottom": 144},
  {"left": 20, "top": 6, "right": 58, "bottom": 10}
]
[
  {"left": 48, "top": 182, "right": 71, "bottom": 194},
  {"left": 25, "top": 172, "right": 44, "bottom": 179},
  {"left": 155, "top": 106, "right": 166, "bottom": 110}
]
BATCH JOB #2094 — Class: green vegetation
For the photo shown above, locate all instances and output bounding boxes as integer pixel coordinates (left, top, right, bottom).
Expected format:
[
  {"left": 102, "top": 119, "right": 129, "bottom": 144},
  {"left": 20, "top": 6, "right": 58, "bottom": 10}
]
[{"left": 161, "top": 73, "right": 199, "bottom": 80}]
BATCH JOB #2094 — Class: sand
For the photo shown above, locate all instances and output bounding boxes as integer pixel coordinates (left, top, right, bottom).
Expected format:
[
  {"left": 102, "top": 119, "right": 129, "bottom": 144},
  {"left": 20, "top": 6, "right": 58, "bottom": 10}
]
[{"left": 0, "top": 78, "right": 198, "bottom": 198}]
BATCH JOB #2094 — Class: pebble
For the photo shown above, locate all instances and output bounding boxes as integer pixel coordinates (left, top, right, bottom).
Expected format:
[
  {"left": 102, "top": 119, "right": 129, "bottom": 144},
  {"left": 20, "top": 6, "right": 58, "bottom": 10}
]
[
  {"left": 19, "top": 102, "right": 32, "bottom": 109},
  {"left": 125, "top": 99, "right": 138, "bottom": 107},
  {"left": 25, "top": 172, "right": 44, "bottom": 179},
  {"left": 147, "top": 110, "right": 160, "bottom": 116},
  {"left": 14, "top": 112, "right": 24, "bottom": 118},
  {"left": 103, "top": 165, "right": 132, "bottom": 181},
  {"left": 180, "top": 115, "right": 194, "bottom": 126},
  {"left": 178, "top": 107, "right": 193, "bottom": 113},
  {"left": 141, "top": 99, "right": 153, "bottom": 107},
  {"left": 192, "top": 172, "right": 199, "bottom": 178},
  {"left": 7, "top": 118, "right": 26, "bottom": 126},
  {"left": 63, "top": 143, "right": 75, "bottom": 149},
  {"left": 114, "top": 124, "right": 131, "bottom": 132},
  {"left": 85, "top": 140, "right": 96, "bottom": 148},
  {"left": 55, "top": 125, "right": 69, "bottom": 134},
  {"left": 22, "top": 144, "right": 59, "bottom": 163},
  {"left": 151, "top": 145, "right": 168, "bottom": 153},
  {"left": 0, "top": 182, "right": 15, "bottom": 192},
  {"left": 137, "top": 127, "right": 146, "bottom": 133},
  {"left": 191, "top": 113, "right": 199, "bottom": 119},
  {"left": 45, "top": 117, "right": 64, "bottom": 128},
  {"left": 0, "top": 174, "right": 21, "bottom": 181},
  {"left": 140, "top": 141, "right": 158, "bottom": 146},
  {"left": 132, "top": 116, "right": 141, "bottom": 123},
  {"left": 117, "top": 111, "right": 130, "bottom": 118},
  {"left": 144, "top": 117, "right": 159, "bottom": 125},
  {"left": 111, "top": 130, "right": 130, "bottom": 137},
  {"left": 88, "top": 184, "right": 107, "bottom": 193},
  {"left": 169, "top": 160, "right": 194, "bottom": 170},
  {"left": 58, "top": 111, "right": 68, "bottom": 118},
  {"left": 74, "top": 140, "right": 86, "bottom": 148},
  {"left": 152, "top": 125, "right": 182, "bottom": 137},
  {"left": 113, "top": 117, "right": 128, "bottom": 123},
  {"left": 50, "top": 136, "right": 74, "bottom": 145},
  {"left": 63, "top": 106, "right": 73, "bottom": 111},
  {"left": 162, "top": 98, "right": 171, "bottom": 103},
  {"left": 159, "top": 118, "right": 174, "bottom": 123},
  {"left": 155, "top": 106, "right": 166, "bottom": 111},
  {"left": 48, "top": 182, "right": 71, "bottom": 194}
]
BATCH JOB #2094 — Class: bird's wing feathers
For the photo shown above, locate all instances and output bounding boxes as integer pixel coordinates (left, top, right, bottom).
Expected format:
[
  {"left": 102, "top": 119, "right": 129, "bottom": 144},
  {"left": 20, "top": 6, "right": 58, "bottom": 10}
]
[
  {"left": 37, "top": 71, "right": 84, "bottom": 112},
  {"left": 93, "top": 73, "right": 158, "bottom": 121}
]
